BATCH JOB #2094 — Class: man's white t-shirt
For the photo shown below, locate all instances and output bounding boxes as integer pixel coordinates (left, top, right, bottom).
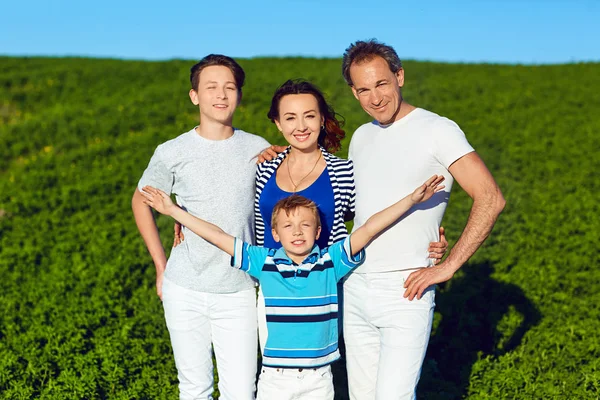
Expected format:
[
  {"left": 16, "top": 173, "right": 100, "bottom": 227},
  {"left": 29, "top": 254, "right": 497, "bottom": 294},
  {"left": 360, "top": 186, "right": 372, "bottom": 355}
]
[{"left": 349, "top": 108, "right": 474, "bottom": 273}]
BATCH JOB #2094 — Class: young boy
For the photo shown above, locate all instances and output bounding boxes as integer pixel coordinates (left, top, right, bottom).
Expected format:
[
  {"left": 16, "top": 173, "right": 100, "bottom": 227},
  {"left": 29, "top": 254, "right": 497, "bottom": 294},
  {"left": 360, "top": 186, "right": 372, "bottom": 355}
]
[
  {"left": 140, "top": 174, "right": 445, "bottom": 400},
  {"left": 131, "top": 54, "right": 270, "bottom": 399}
]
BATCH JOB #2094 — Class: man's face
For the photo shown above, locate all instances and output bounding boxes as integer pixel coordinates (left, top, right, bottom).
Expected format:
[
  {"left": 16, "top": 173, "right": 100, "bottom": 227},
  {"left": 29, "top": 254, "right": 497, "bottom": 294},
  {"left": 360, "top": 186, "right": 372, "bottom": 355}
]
[
  {"left": 272, "top": 207, "right": 321, "bottom": 262},
  {"left": 189, "top": 65, "right": 240, "bottom": 125},
  {"left": 349, "top": 56, "right": 404, "bottom": 125}
]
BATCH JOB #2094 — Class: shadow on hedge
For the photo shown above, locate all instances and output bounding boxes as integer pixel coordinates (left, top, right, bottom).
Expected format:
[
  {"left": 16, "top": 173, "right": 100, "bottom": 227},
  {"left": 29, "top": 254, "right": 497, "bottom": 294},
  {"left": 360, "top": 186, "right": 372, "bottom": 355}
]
[
  {"left": 418, "top": 261, "right": 541, "bottom": 399},
  {"left": 329, "top": 261, "right": 540, "bottom": 400}
]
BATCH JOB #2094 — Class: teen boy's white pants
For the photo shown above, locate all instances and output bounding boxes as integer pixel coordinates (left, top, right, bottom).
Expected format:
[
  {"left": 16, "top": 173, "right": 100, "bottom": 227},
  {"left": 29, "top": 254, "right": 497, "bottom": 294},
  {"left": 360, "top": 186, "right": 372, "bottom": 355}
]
[
  {"left": 256, "top": 365, "right": 334, "bottom": 400},
  {"left": 343, "top": 270, "right": 435, "bottom": 400},
  {"left": 162, "top": 276, "right": 258, "bottom": 400}
]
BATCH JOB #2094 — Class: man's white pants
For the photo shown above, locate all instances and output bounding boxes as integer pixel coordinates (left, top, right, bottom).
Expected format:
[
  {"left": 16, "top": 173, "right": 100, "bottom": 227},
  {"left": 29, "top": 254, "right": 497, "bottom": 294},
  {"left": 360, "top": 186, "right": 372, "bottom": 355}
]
[
  {"left": 256, "top": 365, "right": 334, "bottom": 400},
  {"left": 162, "top": 276, "right": 258, "bottom": 400},
  {"left": 343, "top": 270, "right": 435, "bottom": 400}
]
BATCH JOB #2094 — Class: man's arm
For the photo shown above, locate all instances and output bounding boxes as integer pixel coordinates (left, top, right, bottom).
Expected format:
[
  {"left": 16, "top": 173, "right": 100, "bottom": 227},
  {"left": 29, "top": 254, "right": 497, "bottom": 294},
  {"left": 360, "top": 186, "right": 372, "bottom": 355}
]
[
  {"left": 351, "top": 175, "right": 445, "bottom": 255},
  {"left": 403, "top": 152, "right": 506, "bottom": 300},
  {"left": 140, "top": 186, "right": 235, "bottom": 257},
  {"left": 132, "top": 189, "right": 167, "bottom": 299}
]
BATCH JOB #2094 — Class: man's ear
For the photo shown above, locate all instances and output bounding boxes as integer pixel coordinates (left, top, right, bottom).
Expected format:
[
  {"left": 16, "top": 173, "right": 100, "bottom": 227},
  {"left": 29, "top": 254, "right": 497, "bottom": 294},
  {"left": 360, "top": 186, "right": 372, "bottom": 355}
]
[
  {"left": 237, "top": 90, "right": 243, "bottom": 105},
  {"left": 189, "top": 89, "right": 199, "bottom": 105},
  {"left": 315, "top": 226, "right": 321, "bottom": 240},
  {"left": 395, "top": 68, "right": 405, "bottom": 88},
  {"left": 272, "top": 229, "right": 280, "bottom": 243}
]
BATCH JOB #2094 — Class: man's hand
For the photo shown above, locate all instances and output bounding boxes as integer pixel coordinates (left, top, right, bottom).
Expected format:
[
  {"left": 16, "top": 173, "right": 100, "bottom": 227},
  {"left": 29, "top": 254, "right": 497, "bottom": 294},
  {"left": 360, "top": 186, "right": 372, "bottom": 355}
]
[
  {"left": 256, "top": 145, "right": 287, "bottom": 163},
  {"left": 428, "top": 226, "right": 448, "bottom": 264},
  {"left": 141, "top": 186, "right": 176, "bottom": 216},
  {"left": 403, "top": 263, "right": 454, "bottom": 301},
  {"left": 411, "top": 175, "right": 445, "bottom": 204},
  {"left": 173, "top": 222, "right": 184, "bottom": 247}
]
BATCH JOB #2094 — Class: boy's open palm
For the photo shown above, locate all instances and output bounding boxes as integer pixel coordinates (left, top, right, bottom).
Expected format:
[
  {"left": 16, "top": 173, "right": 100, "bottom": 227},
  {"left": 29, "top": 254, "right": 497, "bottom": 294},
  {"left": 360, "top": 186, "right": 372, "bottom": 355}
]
[
  {"left": 411, "top": 175, "right": 445, "bottom": 204},
  {"left": 141, "top": 186, "right": 175, "bottom": 215}
]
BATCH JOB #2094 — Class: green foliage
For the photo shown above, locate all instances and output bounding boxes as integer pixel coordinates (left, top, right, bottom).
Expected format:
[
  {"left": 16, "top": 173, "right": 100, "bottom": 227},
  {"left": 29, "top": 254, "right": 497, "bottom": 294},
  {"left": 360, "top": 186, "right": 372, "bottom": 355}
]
[{"left": 1, "top": 56, "right": 599, "bottom": 399}]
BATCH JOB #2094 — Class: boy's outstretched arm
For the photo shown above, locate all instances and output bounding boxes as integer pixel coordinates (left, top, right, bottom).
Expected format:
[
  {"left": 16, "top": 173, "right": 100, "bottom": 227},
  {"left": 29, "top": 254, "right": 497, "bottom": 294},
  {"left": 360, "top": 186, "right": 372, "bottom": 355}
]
[
  {"left": 140, "top": 186, "right": 235, "bottom": 257},
  {"left": 350, "top": 175, "right": 445, "bottom": 256}
]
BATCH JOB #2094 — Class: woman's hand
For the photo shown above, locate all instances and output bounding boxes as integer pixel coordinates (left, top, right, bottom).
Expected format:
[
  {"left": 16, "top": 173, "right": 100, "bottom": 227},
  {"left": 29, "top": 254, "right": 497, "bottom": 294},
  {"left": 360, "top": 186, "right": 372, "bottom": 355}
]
[
  {"left": 429, "top": 226, "right": 448, "bottom": 264},
  {"left": 173, "top": 222, "right": 185, "bottom": 247}
]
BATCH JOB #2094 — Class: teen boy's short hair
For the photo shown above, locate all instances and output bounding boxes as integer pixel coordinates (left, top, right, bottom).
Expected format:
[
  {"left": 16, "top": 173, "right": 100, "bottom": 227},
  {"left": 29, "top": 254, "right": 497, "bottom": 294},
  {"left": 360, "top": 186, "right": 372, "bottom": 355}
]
[
  {"left": 342, "top": 39, "right": 403, "bottom": 86},
  {"left": 190, "top": 54, "right": 245, "bottom": 92},
  {"left": 271, "top": 195, "right": 321, "bottom": 228}
]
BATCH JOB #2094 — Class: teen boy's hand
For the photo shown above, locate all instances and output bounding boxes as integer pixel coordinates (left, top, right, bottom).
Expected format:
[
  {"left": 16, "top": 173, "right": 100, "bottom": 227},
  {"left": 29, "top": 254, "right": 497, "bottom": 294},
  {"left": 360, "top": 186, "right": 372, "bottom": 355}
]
[
  {"left": 141, "top": 186, "right": 176, "bottom": 216},
  {"left": 256, "top": 145, "right": 286, "bottom": 163},
  {"left": 411, "top": 175, "right": 445, "bottom": 204}
]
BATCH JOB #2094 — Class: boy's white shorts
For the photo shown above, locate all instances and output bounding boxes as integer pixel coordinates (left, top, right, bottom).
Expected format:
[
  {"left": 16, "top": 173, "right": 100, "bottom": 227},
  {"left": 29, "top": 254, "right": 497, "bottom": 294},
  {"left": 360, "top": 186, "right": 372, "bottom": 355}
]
[{"left": 256, "top": 364, "right": 334, "bottom": 400}]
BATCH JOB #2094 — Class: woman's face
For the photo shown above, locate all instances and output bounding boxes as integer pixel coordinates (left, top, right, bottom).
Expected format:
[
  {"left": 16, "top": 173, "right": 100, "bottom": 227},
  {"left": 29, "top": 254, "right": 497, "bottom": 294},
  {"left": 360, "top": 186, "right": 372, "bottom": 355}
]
[{"left": 275, "top": 94, "right": 324, "bottom": 152}]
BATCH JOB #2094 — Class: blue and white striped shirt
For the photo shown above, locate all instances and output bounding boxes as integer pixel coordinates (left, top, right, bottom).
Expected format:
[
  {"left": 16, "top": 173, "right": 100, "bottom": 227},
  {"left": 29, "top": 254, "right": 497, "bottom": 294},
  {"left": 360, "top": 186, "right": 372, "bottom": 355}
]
[{"left": 231, "top": 236, "right": 365, "bottom": 368}]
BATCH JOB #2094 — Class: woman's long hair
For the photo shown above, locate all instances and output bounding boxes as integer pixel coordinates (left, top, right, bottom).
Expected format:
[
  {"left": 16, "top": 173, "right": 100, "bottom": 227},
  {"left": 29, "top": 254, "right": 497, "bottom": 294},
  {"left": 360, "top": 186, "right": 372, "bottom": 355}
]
[{"left": 267, "top": 79, "right": 345, "bottom": 154}]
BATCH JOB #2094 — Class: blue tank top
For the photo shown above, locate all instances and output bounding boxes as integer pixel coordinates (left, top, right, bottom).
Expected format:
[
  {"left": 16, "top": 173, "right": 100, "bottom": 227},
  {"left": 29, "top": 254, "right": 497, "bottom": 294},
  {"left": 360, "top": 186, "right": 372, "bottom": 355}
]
[{"left": 259, "top": 168, "right": 335, "bottom": 249}]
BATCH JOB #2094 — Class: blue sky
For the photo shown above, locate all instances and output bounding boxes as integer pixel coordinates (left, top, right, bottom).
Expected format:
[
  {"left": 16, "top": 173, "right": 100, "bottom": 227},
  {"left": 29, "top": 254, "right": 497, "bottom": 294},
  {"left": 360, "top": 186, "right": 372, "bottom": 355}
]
[{"left": 1, "top": 0, "right": 598, "bottom": 64}]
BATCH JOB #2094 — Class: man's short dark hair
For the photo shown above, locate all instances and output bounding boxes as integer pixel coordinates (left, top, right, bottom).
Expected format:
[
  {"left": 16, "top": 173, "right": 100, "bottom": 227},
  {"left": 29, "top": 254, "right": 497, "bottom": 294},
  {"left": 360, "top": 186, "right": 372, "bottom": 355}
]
[
  {"left": 190, "top": 54, "right": 245, "bottom": 92},
  {"left": 342, "top": 39, "right": 403, "bottom": 86}
]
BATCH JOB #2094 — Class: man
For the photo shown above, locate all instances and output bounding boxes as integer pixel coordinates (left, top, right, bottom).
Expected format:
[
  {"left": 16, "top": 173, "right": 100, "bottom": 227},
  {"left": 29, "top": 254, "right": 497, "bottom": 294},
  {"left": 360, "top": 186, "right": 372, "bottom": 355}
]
[
  {"left": 341, "top": 40, "right": 505, "bottom": 399},
  {"left": 131, "top": 54, "right": 269, "bottom": 400}
]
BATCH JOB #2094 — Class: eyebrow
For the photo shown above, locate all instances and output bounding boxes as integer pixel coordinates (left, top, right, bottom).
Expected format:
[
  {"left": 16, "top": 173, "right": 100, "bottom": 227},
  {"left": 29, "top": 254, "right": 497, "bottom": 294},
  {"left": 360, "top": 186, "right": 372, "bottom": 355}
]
[
  {"left": 282, "top": 109, "right": 317, "bottom": 116},
  {"left": 355, "top": 80, "right": 388, "bottom": 91},
  {"left": 204, "top": 80, "right": 237, "bottom": 85}
]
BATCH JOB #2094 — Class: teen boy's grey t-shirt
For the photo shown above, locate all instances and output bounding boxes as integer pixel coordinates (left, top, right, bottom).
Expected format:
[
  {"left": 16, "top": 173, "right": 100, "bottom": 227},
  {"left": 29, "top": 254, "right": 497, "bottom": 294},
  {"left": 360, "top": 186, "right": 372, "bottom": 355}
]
[{"left": 138, "top": 128, "right": 270, "bottom": 293}]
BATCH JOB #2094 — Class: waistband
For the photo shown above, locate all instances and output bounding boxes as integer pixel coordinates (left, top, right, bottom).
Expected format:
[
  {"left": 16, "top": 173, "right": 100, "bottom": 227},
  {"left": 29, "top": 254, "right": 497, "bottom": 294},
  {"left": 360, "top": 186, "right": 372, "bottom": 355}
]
[{"left": 261, "top": 364, "right": 330, "bottom": 375}]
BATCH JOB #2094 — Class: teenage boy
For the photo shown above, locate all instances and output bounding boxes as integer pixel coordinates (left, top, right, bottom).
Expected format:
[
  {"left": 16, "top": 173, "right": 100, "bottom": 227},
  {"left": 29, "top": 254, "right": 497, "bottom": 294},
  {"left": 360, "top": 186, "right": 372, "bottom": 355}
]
[
  {"left": 138, "top": 173, "right": 445, "bottom": 400},
  {"left": 131, "top": 54, "right": 270, "bottom": 400}
]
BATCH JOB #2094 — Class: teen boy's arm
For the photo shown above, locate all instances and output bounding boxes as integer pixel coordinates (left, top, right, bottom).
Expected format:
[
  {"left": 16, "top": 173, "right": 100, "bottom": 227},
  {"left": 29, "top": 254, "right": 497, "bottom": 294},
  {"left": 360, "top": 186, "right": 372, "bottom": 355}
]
[{"left": 132, "top": 190, "right": 168, "bottom": 299}]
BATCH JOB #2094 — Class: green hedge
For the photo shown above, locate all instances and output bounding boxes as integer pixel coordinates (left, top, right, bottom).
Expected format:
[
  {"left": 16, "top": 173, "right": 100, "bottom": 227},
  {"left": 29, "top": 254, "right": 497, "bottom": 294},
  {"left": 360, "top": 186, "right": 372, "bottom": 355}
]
[{"left": 1, "top": 56, "right": 599, "bottom": 399}]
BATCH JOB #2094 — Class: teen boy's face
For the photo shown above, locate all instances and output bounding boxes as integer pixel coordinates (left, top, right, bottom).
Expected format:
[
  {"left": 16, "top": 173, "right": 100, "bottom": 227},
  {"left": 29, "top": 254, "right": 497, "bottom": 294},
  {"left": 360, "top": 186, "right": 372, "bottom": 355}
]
[
  {"left": 349, "top": 56, "right": 404, "bottom": 125},
  {"left": 272, "top": 207, "right": 321, "bottom": 263},
  {"left": 275, "top": 94, "right": 324, "bottom": 152},
  {"left": 189, "top": 65, "right": 240, "bottom": 125}
]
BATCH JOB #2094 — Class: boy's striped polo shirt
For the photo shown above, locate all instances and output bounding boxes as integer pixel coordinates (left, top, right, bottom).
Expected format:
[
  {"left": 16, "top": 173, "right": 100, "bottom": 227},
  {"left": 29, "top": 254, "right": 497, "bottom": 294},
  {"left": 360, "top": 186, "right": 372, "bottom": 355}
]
[{"left": 231, "top": 236, "right": 365, "bottom": 368}]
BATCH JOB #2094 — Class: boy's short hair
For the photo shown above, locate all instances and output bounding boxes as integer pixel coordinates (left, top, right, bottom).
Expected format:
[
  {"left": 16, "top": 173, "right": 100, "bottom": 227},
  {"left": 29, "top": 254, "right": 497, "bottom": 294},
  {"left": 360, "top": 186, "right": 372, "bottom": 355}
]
[
  {"left": 271, "top": 195, "right": 321, "bottom": 228},
  {"left": 190, "top": 54, "right": 245, "bottom": 92},
  {"left": 342, "top": 39, "right": 403, "bottom": 86}
]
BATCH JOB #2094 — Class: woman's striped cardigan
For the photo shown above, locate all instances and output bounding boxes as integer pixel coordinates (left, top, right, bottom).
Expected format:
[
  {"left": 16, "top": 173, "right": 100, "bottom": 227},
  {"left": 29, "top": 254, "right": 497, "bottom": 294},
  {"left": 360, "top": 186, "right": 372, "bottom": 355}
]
[{"left": 254, "top": 146, "right": 356, "bottom": 246}]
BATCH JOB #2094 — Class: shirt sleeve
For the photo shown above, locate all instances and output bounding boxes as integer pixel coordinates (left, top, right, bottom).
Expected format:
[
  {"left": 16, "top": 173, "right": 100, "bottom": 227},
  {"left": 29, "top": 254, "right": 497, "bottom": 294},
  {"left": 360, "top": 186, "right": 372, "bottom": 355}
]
[
  {"left": 137, "top": 145, "right": 175, "bottom": 195},
  {"left": 327, "top": 236, "right": 365, "bottom": 281},
  {"left": 430, "top": 118, "right": 475, "bottom": 169},
  {"left": 231, "top": 238, "right": 270, "bottom": 279}
]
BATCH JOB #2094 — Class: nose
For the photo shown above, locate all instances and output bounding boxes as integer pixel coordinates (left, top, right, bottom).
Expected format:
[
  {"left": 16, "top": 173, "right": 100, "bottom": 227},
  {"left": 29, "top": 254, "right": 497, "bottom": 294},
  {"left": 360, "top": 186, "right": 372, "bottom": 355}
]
[
  {"left": 297, "top": 118, "right": 308, "bottom": 132},
  {"left": 216, "top": 87, "right": 227, "bottom": 100},
  {"left": 293, "top": 228, "right": 303, "bottom": 236},
  {"left": 370, "top": 88, "right": 382, "bottom": 105}
]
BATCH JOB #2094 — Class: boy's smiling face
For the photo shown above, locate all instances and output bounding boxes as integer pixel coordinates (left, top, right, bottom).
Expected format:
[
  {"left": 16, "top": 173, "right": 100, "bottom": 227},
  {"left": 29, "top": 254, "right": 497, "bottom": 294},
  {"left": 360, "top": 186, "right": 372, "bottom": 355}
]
[
  {"left": 272, "top": 206, "right": 321, "bottom": 264},
  {"left": 189, "top": 65, "right": 240, "bottom": 125}
]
